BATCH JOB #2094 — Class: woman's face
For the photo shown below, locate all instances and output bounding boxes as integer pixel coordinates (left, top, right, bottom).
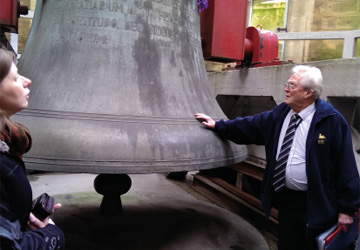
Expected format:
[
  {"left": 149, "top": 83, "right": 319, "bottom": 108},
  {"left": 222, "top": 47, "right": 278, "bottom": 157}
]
[{"left": 0, "top": 63, "right": 31, "bottom": 117}]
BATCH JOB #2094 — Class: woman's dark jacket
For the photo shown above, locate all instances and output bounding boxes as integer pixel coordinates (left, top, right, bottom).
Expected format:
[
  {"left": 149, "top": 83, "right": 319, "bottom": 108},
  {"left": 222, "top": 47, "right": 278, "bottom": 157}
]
[
  {"left": 0, "top": 152, "right": 65, "bottom": 249},
  {"left": 214, "top": 98, "right": 360, "bottom": 229}
]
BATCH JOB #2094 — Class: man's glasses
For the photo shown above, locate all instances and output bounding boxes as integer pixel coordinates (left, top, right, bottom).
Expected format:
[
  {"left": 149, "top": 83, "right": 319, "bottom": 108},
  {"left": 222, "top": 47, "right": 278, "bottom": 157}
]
[{"left": 284, "top": 82, "right": 296, "bottom": 90}]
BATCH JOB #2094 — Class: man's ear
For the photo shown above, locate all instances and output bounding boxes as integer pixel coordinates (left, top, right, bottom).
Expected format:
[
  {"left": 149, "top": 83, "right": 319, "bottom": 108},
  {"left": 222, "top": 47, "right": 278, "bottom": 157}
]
[{"left": 304, "top": 89, "right": 314, "bottom": 99}]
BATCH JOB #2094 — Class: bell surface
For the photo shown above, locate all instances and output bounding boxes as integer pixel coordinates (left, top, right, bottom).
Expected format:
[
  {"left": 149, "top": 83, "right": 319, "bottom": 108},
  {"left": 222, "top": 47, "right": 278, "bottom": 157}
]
[{"left": 14, "top": 0, "right": 247, "bottom": 173}]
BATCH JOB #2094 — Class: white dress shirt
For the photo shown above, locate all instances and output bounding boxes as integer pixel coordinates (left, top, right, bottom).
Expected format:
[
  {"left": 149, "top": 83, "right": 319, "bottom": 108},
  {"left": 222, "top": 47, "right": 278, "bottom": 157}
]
[{"left": 276, "top": 103, "right": 316, "bottom": 191}]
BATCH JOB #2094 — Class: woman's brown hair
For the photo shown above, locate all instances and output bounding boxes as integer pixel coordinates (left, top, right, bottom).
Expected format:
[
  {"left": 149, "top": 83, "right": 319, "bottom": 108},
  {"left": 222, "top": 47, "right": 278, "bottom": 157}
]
[
  {"left": 0, "top": 47, "right": 16, "bottom": 131},
  {"left": 0, "top": 47, "right": 15, "bottom": 83}
]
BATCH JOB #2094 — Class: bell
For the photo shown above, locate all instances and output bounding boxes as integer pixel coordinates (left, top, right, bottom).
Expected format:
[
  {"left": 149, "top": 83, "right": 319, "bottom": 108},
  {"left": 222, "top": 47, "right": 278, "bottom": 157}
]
[{"left": 14, "top": 0, "right": 246, "bottom": 175}]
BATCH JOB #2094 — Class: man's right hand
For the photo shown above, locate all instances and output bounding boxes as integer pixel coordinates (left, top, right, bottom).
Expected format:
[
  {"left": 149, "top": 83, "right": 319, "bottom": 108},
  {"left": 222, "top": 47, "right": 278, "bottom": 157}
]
[{"left": 194, "top": 113, "right": 216, "bottom": 129}]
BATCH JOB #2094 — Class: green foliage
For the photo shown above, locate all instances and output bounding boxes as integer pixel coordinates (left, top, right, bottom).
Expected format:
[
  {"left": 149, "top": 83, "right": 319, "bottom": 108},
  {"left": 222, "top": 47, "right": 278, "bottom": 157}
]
[{"left": 251, "top": 2, "right": 286, "bottom": 31}]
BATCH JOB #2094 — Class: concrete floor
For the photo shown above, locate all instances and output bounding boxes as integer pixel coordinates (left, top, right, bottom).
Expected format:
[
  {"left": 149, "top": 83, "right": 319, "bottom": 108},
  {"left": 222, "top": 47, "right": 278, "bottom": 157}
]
[{"left": 28, "top": 172, "right": 270, "bottom": 250}]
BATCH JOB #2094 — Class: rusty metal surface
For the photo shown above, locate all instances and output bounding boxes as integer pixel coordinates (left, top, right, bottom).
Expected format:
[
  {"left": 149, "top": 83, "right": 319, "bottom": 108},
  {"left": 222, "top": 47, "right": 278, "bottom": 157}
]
[{"left": 14, "top": 0, "right": 247, "bottom": 173}]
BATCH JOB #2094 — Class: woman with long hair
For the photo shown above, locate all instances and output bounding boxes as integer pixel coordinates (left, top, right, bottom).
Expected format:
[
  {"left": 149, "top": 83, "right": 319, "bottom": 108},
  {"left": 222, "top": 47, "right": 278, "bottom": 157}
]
[{"left": 0, "top": 47, "right": 65, "bottom": 249}]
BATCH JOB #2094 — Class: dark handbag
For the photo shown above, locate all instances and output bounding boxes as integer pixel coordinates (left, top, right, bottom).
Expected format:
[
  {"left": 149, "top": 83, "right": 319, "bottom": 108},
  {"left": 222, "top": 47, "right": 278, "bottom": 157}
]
[{"left": 31, "top": 193, "right": 55, "bottom": 221}]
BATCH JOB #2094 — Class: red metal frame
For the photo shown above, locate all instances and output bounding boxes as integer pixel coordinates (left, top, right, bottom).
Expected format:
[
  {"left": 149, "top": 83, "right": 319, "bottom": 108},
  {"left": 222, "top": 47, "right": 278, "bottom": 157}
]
[
  {"left": 200, "top": 0, "right": 248, "bottom": 62},
  {"left": 0, "top": 0, "right": 19, "bottom": 33}
]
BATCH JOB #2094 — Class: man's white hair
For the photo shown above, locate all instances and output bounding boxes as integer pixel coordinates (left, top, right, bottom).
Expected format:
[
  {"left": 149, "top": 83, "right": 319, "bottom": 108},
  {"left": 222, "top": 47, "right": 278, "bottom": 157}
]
[{"left": 292, "top": 65, "right": 323, "bottom": 99}]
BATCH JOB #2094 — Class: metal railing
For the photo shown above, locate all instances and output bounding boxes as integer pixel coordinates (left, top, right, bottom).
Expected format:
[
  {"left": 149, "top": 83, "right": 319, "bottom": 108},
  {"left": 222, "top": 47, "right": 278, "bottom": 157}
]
[{"left": 276, "top": 29, "right": 360, "bottom": 58}]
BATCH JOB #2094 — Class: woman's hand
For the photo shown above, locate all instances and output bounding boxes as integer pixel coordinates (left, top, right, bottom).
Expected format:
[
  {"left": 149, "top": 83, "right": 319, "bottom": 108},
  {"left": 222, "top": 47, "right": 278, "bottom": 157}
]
[
  {"left": 194, "top": 113, "right": 216, "bottom": 129},
  {"left": 27, "top": 203, "right": 62, "bottom": 230}
]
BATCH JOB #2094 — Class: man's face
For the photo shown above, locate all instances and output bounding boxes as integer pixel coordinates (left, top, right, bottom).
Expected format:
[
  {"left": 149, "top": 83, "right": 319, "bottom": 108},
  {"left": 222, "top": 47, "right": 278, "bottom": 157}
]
[{"left": 284, "top": 73, "right": 308, "bottom": 112}]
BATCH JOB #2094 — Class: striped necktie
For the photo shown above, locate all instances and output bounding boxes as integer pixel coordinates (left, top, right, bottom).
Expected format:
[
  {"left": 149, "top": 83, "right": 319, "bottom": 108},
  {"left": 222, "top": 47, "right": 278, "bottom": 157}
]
[{"left": 273, "top": 114, "right": 302, "bottom": 192}]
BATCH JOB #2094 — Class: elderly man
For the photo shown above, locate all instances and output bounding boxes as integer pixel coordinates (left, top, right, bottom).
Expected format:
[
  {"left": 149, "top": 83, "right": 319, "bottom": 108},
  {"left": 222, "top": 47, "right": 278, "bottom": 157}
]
[{"left": 195, "top": 65, "right": 359, "bottom": 250}]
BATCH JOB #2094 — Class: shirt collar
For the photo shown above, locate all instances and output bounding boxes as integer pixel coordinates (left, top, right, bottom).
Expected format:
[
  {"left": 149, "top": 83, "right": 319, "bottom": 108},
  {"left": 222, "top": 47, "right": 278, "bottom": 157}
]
[{"left": 290, "top": 102, "right": 316, "bottom": 121}]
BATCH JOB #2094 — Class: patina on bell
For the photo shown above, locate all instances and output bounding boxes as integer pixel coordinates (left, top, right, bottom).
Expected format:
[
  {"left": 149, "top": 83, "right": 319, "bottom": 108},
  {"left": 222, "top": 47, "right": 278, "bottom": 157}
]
[{"left": 14, "top": 0, "right": 247, "bottom": 174}]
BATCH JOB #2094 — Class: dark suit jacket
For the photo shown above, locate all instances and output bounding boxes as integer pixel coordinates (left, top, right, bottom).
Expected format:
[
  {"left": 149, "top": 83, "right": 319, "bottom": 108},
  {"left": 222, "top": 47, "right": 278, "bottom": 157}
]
[{"left": 214, "top": 99, "right": 359, "bottom": 229}]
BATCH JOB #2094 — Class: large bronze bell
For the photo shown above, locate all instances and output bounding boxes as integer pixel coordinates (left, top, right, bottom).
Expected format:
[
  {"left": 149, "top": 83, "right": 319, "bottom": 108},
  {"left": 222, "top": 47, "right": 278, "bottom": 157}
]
[{"left": 14, "top": 0, "right": 246, "bottom": 176}]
